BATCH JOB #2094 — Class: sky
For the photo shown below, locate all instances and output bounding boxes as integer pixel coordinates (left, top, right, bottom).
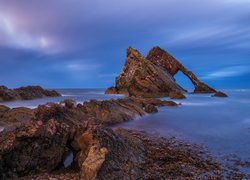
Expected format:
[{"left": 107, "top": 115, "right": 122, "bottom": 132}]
[{"left": 0, "top": 0, "right": 249, "bottom": 89}]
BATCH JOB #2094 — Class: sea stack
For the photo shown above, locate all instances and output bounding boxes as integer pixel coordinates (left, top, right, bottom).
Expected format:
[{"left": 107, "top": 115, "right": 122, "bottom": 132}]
[
  {"left": 105, "top": 47, "right": 185, "bottom": 97},
  {"left": 106, "top": 46, "right": 218, "bottom": 97}
]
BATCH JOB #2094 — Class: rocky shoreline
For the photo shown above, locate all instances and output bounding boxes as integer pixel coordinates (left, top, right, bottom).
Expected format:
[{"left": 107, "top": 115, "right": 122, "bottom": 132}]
[
  {"left": 1, "top": 97, "right": 247, "bottom": 179},
  {"left": 0, "top": 85, "right": 61, "bottom": 102}
]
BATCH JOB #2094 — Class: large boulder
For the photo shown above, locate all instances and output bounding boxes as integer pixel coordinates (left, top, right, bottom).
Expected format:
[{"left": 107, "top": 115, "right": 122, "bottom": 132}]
[
  {"left": 75, "top": 126, "right": 145, "bottom": 180},
  {"left": 106, "top": 47, "right": 185, "bottom": 97}
]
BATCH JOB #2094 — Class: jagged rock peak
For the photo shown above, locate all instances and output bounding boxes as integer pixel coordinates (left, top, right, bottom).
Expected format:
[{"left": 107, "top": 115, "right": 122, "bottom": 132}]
[{"left": 126, "top": 46, "right": 142, "bottom": 59}]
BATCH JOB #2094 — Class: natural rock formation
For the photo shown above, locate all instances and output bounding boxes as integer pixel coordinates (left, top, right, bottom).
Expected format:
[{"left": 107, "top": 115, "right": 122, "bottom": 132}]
[
  {"left": 105, "top": 46, "right": 218, "bottom": 97},
  {"left": 0, "top": 119, "right": 78, "bottom": 178},
  {"left": 0, "top": 96, "right": 176, "bottom": 134},
  {"left": 0, "top": 120, "right": 222, "bottom": 179},
  {"left": 144, "top": 104, "right": 158, "bottom": 113},
  {"left": 212, "top": 91, "right": 228, "bottom": 97},
  {"left": 1, "top": 96, "right": 244, "bottom": 178},
  {"left": 105, "top": 47, "right": 185, "bottom": 97},
  {"left": 76, "top": 126, "right": 145, "bottom": 180},
  {"left": 169, "top": 91, "right": 186, "bottom": 99},
  {"left": 0, "top": 106, "right": 34, "bottom": 131},
  {"left": 81, "top": 97, "right": 177, "bottom": 125},
  {"left": 0, "top": 85, "right": 61, "bottom": 102},
  {"left": 146, "top": 46, "right": 216, "bottom": 94}
]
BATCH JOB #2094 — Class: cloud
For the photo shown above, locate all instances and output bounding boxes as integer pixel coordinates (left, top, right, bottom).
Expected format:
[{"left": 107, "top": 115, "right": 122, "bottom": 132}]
[
  {"left": 202, "top": 65, "right": 250, "bottom": 79},
  {"left": 0, "top": 13, "right": 60, "bottom": 54},
  {"left": 0, "top": 0, "right": 249, "bottom": 88}
]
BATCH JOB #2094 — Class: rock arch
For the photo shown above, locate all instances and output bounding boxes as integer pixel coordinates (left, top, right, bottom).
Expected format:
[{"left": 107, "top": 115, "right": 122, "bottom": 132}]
[{"left": 146, "top": 46, "right": 216, "bottom": 93}]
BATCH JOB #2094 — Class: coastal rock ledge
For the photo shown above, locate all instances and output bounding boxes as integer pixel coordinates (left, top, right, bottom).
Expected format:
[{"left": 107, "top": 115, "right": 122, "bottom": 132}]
[
  {"left": 0, "top": 97, "right": 224, "bottom": 179},
  {"left": 0, "top": 85, "right": 61, "bottom": 102},
  {"left": 106, "top": 46, "right": 227, "bottom": 97}
]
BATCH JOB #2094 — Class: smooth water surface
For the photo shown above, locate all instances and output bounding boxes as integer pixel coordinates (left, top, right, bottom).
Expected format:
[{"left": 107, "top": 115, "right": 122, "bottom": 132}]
[
  {"left": 117, "top": 89, "right": 250, "bottom": 173},
  {"left": 0, "top": 89, "right": 124, "bottom": 108}
]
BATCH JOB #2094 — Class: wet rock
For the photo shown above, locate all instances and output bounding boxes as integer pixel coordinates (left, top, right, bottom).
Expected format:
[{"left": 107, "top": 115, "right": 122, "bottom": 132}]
[
  {"left": 0, "top": 119, "right": 73, "bottom": 178},
  {"left": 34, "top": 103, "right": 91, "bottom": 126},
  {"left": 105, "top": 86, "right": 118, "bottom": 94},
  {"left": 212, "top": 91, "right": 228, "bottom": 97},
  {"left": 75, "top": 126, "right": 145, "bottom": 180},
  {"left": 0, "top": 107, "right": 34, "bottom": 131},
  {"left": 82, "top": 98, "right": 146, "bottom": 125},
  {"left": 0, "top": 102, "right": 229, "bottom": 179},
  {"left": 82, "top": 97, "right": 177, "bottom": 125},
  {"left": 147, "top": 46, "right": 216, "bottom": 94},
  {"left": 0, "top": 85, "right": 61, "bottom": 102},
  {"left": 169, "top": 91, "right": 186, "bottom": 99},
  {"left": 131, "top": 97, "right": 178, "bottom": 107},
  {"left": 0, "top": 105, "right": 10, "bottom": 117},
  {"left": 1, "top": 107, "right": 34, "bottom": 123},
  {"left": 144, "top": 104, "right": 158, "bottom": 113},
  {"left": 105, "top": 47, "right": 185, "bottom": 97},
  {"left": 61, "top": 99, "right": 76, "bottom": 109}
]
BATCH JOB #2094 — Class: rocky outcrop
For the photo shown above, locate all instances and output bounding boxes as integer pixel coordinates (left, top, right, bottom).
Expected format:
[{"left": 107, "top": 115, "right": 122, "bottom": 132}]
[
  {"left": 0, "top": 119, "right": 78, "bottom": 178},
  {"left": 146, "top": 46, "right": 216, "bottom": 94},
  {"left": 0, "top": 85, "right": 61, "bottom": 102},
  {"left": 3, "top": 96, "right": 243, "bottom": 178},
  {"left": 105, "top": 46, "right": 218, "bottom": 97},
  {"left": 76, "top": 126, "right": 146, "bottom": 180},
  {"left": 145, "top": 104, "right": 158, "bottom": 113},
  {"left": 105, "top": 47, "right": 185, "bottom": 97},
  {"left": 0, "top": 97, "right": 177, "bottom": 134},
  {"left": 212, "top": 91, "right": 228, "bottom": 97},
  {"left": 0, "top": 97, "right": 177, "bottom": 178},
  {"left": 0, "top": 106, "right": 34, "bottom": 131},
  {"left": 81, "top": 97, "right": 177, "bottom": 125},
  {"left": 169, "top": 91, "right": 186, "bottom": 99}
]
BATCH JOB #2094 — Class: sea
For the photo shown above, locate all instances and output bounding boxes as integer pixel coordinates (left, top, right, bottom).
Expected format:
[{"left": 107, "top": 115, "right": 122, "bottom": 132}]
[{"left": 1, "top": 88, "right": 250, "bottom": 174}]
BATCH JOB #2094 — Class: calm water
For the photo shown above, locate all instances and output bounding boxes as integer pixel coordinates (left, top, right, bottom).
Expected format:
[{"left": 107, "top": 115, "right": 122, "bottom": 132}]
[
  {"left": 1, "top": 89, "right": 250, "bottom": 173},
  {"left": 0, "top": 89, "right": 124, "bottom": 108},
  {"left": 117, "top": 89, "right": 250, "bottom": 174}
]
